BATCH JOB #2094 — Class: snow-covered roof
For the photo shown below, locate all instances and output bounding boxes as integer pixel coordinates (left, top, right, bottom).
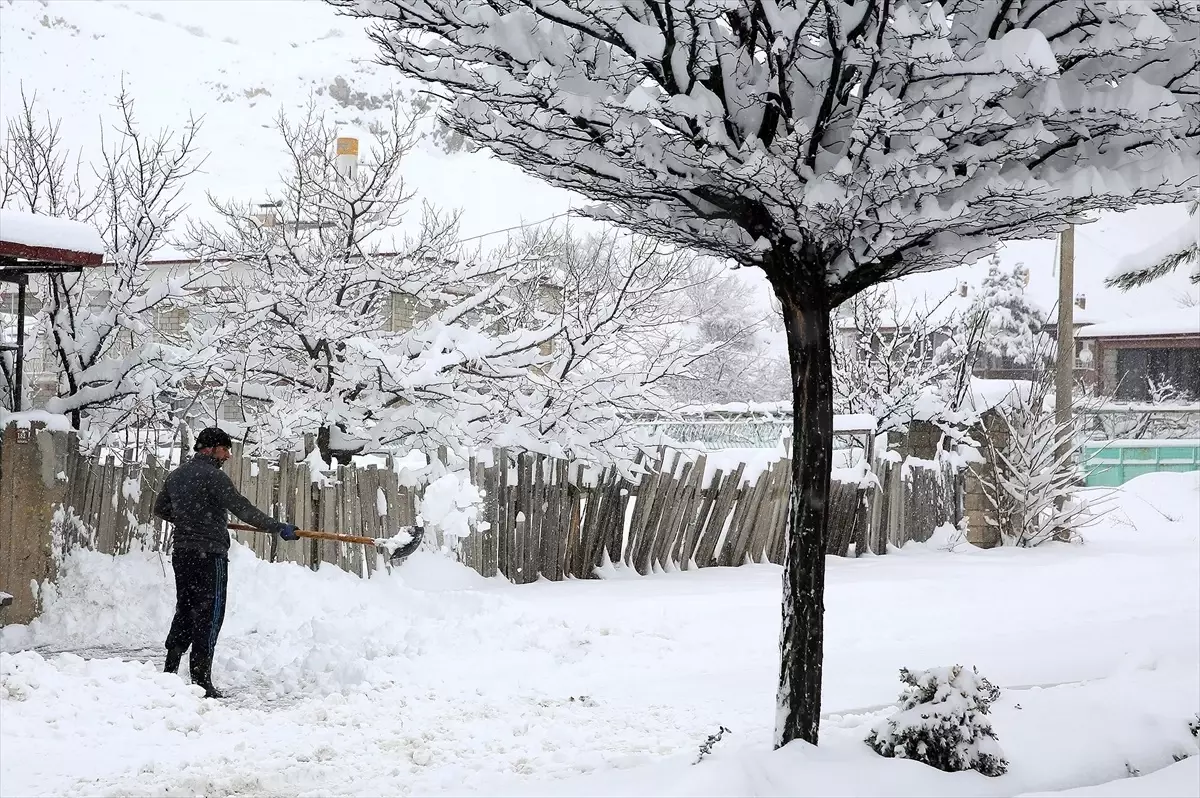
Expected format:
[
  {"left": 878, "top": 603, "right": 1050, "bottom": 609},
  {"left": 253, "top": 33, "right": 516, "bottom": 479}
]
[
  {"left": 817, "top": 204, "right": 1198, "bottom": 334},
  {"left": 0, "top": 208, "right": 105, "bottom": 266},
  {"left": 1076, "top": 309, "right": 1200, "bottom": 340}
]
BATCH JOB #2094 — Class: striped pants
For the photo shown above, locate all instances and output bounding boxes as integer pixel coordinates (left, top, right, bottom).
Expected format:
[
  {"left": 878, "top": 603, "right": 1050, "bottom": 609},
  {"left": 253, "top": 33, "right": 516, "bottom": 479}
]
[{"left": 164, "top": 549, "right": 228, "bottom": 684}]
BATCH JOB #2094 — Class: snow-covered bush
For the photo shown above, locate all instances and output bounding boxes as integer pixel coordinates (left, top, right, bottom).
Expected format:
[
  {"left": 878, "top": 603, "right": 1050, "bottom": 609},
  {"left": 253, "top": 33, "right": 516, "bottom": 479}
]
[
  {"left": 866, "top": 665, "right": 1007, "bottom": 777},
  {"left": 972, "top": 372, "right": 1095, "bottom": 547},
  {"left": 832, "top": 287, "right": 967, "bottom": 434}
]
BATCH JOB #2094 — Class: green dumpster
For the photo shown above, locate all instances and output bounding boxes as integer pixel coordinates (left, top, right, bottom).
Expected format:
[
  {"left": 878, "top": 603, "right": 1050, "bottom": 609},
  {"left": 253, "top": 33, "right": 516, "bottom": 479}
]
[{"left": 1082, "top": 440, "right": 1200, "bottom": 487}]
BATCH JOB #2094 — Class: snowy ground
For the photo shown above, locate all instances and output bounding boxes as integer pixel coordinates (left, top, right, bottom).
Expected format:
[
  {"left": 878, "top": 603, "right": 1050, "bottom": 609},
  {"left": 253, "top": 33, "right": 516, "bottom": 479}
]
[{"left": 2, "top": 472, "right": 1198, "bottom": 797}]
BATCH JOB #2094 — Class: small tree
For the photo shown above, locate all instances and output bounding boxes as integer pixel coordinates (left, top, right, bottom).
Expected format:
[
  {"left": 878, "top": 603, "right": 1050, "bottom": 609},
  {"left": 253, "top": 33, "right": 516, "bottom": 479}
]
[
  {"left": 334, "top": 0, "right": 1200, "bottom": 746},
  {"left": 832, "top": 287, "right": 967, "bottom": 433},
  {"left": 971, "top": 366, "right": 1095, "bottom": 547},
  {"left": 968, "top": 257, "right": 1051, "bottom": 376},
  {"left": 0, "top": 86, "right": 207, "bottom": 444},
  {"left": 866, "top": 665, "right": 1007, "bottom": 777}
]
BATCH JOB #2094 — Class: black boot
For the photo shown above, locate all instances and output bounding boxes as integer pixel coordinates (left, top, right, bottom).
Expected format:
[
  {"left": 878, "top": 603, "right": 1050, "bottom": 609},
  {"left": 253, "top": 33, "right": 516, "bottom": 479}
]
[
  {"left": 196, "top": 681, "right": 224, "bottom": 699},
  {"left": 164, "top": 648, "right": 185, "bottom": 674}
]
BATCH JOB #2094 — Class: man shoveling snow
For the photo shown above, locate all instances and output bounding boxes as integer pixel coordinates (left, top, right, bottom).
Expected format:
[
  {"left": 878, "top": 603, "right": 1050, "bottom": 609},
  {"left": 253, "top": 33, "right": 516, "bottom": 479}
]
[{"left": 152, "top": 427, "right": 299, "bottom": 698}]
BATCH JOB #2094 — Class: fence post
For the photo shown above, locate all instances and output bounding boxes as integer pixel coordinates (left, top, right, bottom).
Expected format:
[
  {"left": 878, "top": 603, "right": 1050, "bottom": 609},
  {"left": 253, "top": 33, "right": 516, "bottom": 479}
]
[{"left": 0, "top": 423, "right": 71, "bottom": 625}]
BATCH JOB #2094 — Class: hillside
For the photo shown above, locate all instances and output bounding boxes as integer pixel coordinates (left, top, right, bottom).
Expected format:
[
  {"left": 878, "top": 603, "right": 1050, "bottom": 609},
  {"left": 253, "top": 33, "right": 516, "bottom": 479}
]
[{"left": 0, "top": 0, "right": 591, "bottom": 246}]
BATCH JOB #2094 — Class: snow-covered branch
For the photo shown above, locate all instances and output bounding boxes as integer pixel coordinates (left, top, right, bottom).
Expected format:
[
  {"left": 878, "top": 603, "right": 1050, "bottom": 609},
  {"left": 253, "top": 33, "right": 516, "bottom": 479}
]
[{"left": 1, "top": 89, "right": 208, "bottom": 443}]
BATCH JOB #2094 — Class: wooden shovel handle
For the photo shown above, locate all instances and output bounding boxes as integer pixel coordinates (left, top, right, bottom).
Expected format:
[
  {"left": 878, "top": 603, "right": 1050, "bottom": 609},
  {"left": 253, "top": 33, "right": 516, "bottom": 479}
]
[{"left": 228, "top": 522, "right": 377, "bottom": 547}]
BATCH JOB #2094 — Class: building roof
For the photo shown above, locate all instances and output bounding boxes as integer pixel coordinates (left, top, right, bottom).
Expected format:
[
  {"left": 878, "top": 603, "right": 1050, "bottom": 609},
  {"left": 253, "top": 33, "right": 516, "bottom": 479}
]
[
  {"left": 0, "top": 209, "right": 105, "bottom": 269},
  {"left": 1075, "top": 308, "right": 1200, "bottom": 340}
]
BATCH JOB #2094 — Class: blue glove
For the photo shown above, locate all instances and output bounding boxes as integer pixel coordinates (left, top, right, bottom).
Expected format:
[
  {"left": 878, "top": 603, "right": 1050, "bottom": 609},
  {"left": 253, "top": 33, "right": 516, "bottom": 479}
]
[{"left": 279, "top": 524, "right": 300, "bottom": 541}]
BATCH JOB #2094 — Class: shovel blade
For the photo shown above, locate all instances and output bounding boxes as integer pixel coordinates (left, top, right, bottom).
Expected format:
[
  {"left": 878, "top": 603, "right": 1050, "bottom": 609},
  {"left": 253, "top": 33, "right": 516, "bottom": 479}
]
[{"left": 383, "top": 525, "right": 424, "bottom": 565}]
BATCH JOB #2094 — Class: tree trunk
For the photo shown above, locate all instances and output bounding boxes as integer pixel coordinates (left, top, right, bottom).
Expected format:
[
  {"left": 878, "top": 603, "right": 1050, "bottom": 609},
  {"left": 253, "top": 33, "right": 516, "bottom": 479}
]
[
  {"left": 773, "top": 275, "right": 834, "bottom": 749},
  {"left": 316, "top": 425, "right": 335, "bottom": 468},
  {"left": 316, "top": 423, "right": 354, "bottom": 467}
]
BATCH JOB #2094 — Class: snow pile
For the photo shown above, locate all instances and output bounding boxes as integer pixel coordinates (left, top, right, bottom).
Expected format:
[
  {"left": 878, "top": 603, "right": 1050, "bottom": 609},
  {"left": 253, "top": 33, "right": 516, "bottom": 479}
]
[
  {"left": 373, "top": 528, "right": 415, "bottom": 555},
  {"left": 1021, "top": 757, "right": 1200, "bottom": 798},
  {"left": 865, "top": 665, "right": 1007, "bottom": 776},
  {"left": 419, "top": 471, "right": 483, "bottom": 542}
]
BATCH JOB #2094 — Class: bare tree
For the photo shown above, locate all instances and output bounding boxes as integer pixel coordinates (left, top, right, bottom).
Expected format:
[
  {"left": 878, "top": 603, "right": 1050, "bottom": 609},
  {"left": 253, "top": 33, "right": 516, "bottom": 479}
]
[
  {"left": 664, "top": 258, "right": 788, "bottom": 406},
  {"left": 832, "top": 287, "right": 963, "bottom": 432},
  {"left": 0, "top": 86, "right": 206, "bottom": 443},
  {"left": 190, "top": 105, "right": 709, "bottom": 465},
  {"left": 333, "top": 0, "right": 1199, "bottom": 745}
]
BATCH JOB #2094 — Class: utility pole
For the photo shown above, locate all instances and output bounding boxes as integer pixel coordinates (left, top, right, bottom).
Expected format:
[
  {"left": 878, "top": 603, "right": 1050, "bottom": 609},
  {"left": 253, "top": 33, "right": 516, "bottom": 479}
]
[{"left": 1055, "top": 224, "right": 1076, "bottom": 521}]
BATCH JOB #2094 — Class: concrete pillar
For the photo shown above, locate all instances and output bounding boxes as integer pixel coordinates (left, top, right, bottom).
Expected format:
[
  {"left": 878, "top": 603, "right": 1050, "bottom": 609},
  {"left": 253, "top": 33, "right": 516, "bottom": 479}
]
[
  {"left": 0, "top": 422, "right": 71, "bottom": 625},
  {"left": 905, "top": 420, "right": 941, "bottom": 460}
]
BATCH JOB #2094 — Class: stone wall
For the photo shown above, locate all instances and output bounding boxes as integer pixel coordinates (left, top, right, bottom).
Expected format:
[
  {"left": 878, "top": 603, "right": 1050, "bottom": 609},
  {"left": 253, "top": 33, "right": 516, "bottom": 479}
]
[
  {"left": 0, "top": 423, "right": 71, "bottom": 625},
  {"left": 963, "top": 409, "right": 1008, "bottom": 548}
]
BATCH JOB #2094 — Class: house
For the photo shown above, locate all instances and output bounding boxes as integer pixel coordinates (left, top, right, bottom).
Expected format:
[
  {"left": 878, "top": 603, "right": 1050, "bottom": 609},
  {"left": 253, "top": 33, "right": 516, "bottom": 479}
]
[
  {"left": 1075, "top": 309, "right": 1200, "bottom": 400},
  {"left": 830, "top": 287, "right": 1096, "bottom": 383}
]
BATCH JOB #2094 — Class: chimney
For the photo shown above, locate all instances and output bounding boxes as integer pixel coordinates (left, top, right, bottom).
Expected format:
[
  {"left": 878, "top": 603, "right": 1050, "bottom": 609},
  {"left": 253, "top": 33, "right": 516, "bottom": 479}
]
[
  {"left": 1075, "top": 293, "right": 1086, "bottom": 310},
  {"left": 958, "top": 281, "right": 969, "bottom": 297},
  {"left": 253, "top": 201, "right": 280, "bottom": 228},
  {"left": 336, "top": 134, "right": 359, "bottom": 180}
]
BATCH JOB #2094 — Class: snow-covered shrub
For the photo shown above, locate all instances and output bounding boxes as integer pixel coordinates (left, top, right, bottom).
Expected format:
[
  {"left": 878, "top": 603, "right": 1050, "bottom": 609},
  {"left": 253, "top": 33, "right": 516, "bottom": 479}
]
[
  {"left": 865, "top": 665, "right": 1008, "bottom": 777},
  {"left": 971, "top": 369, "right": 1098, "bottom": 547},
  {"left": 832, "top": 287, "right": 971, "bottom": 435},
  {"left": 1190, "top": 713, "right": 1199, "bottom": 739}
]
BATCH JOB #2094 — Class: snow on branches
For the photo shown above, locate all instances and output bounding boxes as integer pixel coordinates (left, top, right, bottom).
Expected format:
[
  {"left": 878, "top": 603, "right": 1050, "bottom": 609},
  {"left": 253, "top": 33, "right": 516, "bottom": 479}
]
[
  {"left": 866, "top": 665, "right": 1008, "bottom": 777},
  {"left": 0, "top": 86, "right": 208, "bottom": 441},
  {"left": 188, "top": 103, "right": 711, "bottom": 465},
  {"left": 334, "top": 0, "right": 1199, "bottom": 301},
  {"left": 832, "top": 287, "right": 963, "bottom": 433},
  {"left": 969, "top": 256, "right": 1051, "bottom": 373},
  {"left": 1107, "top": 195, "right": 1200, "bottom": 290}
]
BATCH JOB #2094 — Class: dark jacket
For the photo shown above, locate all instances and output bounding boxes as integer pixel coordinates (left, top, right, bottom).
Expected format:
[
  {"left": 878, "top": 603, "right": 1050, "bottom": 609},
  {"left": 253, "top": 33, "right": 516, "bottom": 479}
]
[{"left": 153, "top": 453, "right": 283, "bottom": 554}]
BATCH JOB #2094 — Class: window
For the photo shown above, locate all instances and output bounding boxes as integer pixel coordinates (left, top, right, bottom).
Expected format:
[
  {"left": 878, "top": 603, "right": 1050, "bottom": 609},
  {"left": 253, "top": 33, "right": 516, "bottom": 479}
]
[{"left": 1114, "top": 347, "right": 1200, "bottom": 400}]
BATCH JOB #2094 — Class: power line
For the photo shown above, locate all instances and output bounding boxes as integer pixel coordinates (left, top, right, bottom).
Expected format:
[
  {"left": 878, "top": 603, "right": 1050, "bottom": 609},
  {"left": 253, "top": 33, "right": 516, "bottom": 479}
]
[{"left": 454, "top": 211, "right": 575, "bottom": 244}]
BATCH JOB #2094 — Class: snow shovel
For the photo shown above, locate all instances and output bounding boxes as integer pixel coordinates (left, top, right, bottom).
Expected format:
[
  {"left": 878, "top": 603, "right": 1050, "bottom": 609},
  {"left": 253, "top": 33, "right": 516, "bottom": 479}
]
[{"left": 228, "top": 522, "right": 424, "bottom": 565}]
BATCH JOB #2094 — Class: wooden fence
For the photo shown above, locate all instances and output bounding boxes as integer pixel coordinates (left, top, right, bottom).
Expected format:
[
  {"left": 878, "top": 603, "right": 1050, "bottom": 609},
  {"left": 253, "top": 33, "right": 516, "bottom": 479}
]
[{"left": 54, "top": 443, "right": 962, "bottom": 582}]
